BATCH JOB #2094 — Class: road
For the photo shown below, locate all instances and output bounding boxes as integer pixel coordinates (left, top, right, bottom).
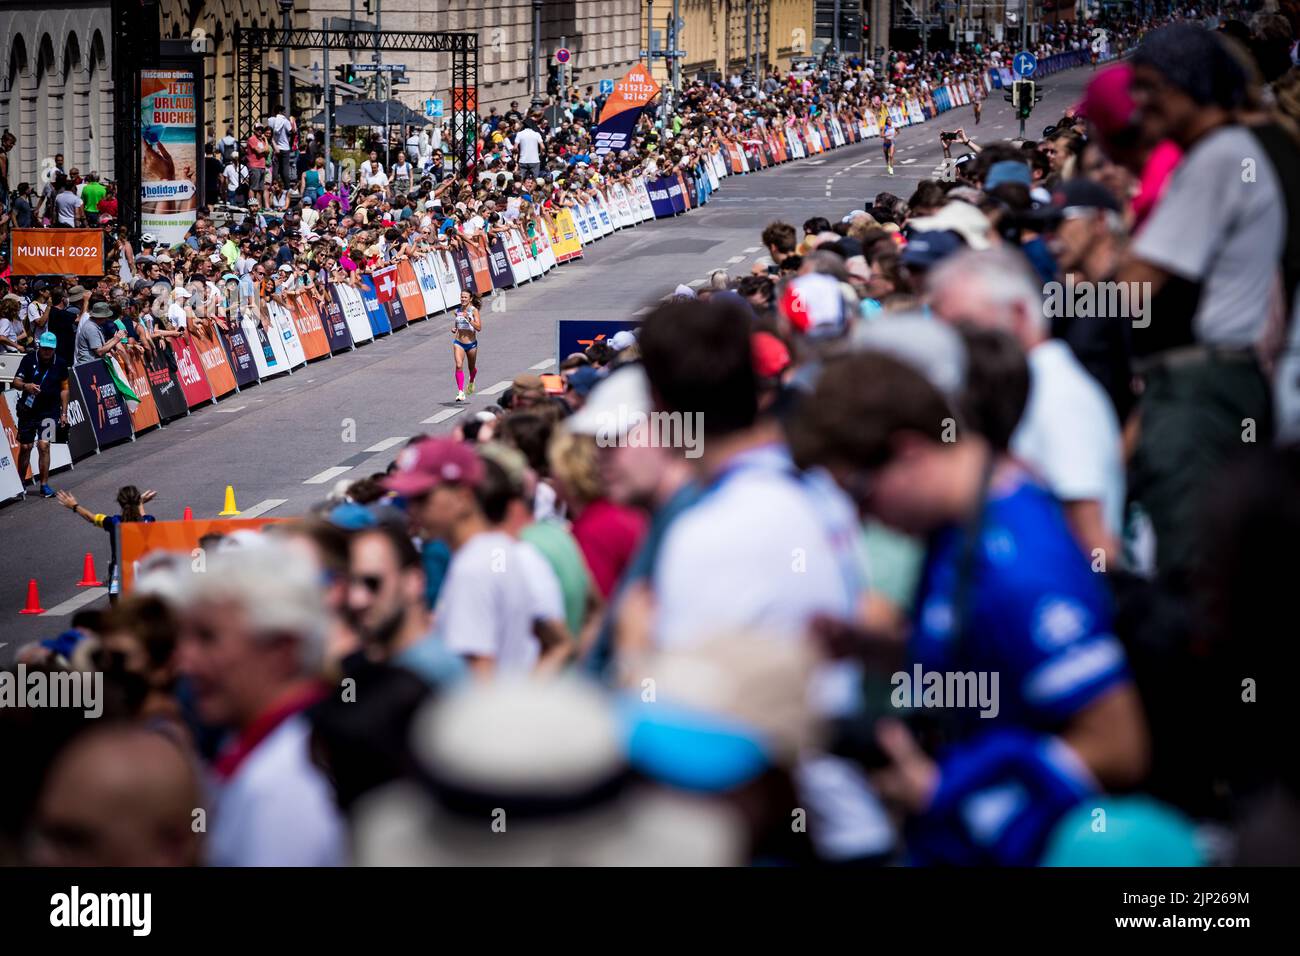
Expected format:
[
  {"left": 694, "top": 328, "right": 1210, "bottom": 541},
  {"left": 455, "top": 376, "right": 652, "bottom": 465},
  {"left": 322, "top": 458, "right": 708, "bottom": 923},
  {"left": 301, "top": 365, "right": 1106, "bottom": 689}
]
[{"left": 0, "top": 67, "right": 1093, "bottom": 650}]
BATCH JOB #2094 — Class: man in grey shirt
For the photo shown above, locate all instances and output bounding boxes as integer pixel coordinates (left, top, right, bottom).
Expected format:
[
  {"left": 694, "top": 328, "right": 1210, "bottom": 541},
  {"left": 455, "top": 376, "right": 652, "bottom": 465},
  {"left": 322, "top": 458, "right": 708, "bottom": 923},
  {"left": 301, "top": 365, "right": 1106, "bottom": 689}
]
[
  {"left": 74, "top": 302, "right": 123, "bottom": 366},
  {"left": 1118, "top": 24, "right": 1283, "bottom": 579}
]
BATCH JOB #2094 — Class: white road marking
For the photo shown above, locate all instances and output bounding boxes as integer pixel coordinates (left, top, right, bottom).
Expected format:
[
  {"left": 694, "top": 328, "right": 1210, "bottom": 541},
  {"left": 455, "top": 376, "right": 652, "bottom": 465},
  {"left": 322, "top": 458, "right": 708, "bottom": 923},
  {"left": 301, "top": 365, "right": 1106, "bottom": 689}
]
[
  {"left": 44, "top": 588, "right": 108, "bottom": 616},
  {"left": 423, "top": 407, "right": 464, "bottom": 424},
  {"left": 725, "top": 255, "right": 745, "bottom": 264},
  {"left": 214, "top": 405, "right": 247, "bottom": 414},
  {"left": 742, "top": 246, "right": 760, "bottom": 253},
  {"left": 304, "top": 465, "right": 352, "bottom": 485},
  {"left": 480, "top": 380, "right": 512, "bottom": 395},
  {"left": 363, "top": 437, "right": 407, "bottom": 453},
  {"left": 900, "top": 158, "right": 918, "bottom": 165},
  {"left": 529, "top": 359, "right": 555, "bottom": 370},
  {"left": 240, "top": 498, "right": 288, "bottom": 518}
]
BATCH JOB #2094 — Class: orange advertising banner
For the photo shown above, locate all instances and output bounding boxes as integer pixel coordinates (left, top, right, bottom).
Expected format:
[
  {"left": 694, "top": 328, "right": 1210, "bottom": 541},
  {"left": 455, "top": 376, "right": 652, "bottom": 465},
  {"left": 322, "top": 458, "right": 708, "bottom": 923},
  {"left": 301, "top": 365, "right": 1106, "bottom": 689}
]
[
  {"left": 121, "top": 349, "right": 162, "bottom": 433},
  {"left": 119, "top": 517, "right": 287, "bottom": 592},
  {"left": 11, "top": 228, "right": 105, "bottom": 276},
  {"left": 395, "top": 259, "right": 428, "bottom": 322},
  {"left": 464, "top": 235, "right": 494, "bottom": 295},
  {"left": 289, "top": 291, "right": 331, "bottom": 360},
  {"left": 187, "top": 325, "right": 239, "bottom": 398}
]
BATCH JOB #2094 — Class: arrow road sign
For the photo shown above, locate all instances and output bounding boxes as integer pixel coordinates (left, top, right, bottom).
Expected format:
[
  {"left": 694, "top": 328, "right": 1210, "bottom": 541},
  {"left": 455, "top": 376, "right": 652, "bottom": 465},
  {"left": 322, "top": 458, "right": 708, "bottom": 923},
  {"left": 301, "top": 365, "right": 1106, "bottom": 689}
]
[
  {"left": 425, "top": 98, "right": 444, "bottom": 118},
  {"left": 1014, "top": 51, "right": 1037, "bottom": 77},
  {"left": 600, "top": 78, "right": 614, "bottom": 95}
]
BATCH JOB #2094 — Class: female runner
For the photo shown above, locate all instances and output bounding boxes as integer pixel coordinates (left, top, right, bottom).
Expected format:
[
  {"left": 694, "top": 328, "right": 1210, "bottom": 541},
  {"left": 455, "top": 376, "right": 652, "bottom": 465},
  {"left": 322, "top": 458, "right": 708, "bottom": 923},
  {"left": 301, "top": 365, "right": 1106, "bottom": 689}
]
[{"left": 452, "top": 289, "right": 482, "bottom": 402}]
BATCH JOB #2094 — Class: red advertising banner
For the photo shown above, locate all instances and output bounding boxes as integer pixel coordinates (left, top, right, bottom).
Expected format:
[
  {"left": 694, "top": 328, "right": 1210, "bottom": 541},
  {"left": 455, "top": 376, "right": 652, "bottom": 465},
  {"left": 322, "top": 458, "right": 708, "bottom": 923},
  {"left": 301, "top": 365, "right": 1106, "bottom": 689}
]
[
  {"left": 289, "top": 292, "right": 331, "bottom": 360},
  {"left": 188, "top": 324, "right": 239, "bottom": 398},
  {"left": 395, "top": 259, "right": 428, "bottom": 322},
  {"left": 121, "top": 349, "right": 162, "bottom": 433},
  {"left": 171, "top": 333, "right": 214, "bottom": 409}
]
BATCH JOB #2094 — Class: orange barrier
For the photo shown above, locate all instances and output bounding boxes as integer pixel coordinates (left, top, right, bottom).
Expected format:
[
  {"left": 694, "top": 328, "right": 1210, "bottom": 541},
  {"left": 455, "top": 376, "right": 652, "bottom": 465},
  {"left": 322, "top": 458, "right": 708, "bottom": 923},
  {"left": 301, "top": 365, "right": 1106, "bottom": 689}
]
[{"left": 118, "top": 517, "right": 287, "bottom": 592}]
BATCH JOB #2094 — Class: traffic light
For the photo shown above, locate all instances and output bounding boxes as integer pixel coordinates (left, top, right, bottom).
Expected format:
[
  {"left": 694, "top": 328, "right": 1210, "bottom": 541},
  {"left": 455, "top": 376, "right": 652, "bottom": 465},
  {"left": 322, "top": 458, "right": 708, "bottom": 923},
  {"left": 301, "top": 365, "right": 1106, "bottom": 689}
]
[
  {"left": 336, "top": 63, "right": 357, "bottom": 85},
  {"left": 1015, "top": 80, "right": 1036, "bottom": 120}
]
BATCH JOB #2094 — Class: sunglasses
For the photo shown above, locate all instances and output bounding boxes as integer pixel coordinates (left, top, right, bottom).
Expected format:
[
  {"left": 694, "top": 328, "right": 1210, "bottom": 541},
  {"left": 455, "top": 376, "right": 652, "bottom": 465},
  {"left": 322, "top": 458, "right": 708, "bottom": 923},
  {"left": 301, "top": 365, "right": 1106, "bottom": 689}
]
[{"left": 349, "top": 573, "right": 384, "bottom": 595}]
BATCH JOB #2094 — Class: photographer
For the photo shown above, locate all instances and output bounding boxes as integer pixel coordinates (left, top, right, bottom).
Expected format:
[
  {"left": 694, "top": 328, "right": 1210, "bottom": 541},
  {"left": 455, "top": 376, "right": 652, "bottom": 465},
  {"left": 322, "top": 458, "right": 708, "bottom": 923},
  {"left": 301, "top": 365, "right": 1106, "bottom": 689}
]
[{"left": 939, "top": 128, "right": 982, "bottom": 161}]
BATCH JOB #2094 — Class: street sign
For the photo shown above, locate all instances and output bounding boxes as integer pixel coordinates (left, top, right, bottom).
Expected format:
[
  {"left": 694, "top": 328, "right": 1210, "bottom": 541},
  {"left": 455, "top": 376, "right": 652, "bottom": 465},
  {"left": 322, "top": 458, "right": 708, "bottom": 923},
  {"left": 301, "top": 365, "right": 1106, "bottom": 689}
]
[
  {"left": 556, "top": 48, "right": 571, "bottom": 64},
  {"left": 600, "top": 78, "right": 614, "bottom": 95},
  {"left": 1014, "top": 50, "right": 1037, "bottom": 77},
  {"left": 639, "top": 49, "right": 687, "bottom": 58},
  {"left": 425, "top": 98, "right": 444, "bottom": 118},
  {"left": 355, "top": 63, "right": 405, "bottom": 73}
]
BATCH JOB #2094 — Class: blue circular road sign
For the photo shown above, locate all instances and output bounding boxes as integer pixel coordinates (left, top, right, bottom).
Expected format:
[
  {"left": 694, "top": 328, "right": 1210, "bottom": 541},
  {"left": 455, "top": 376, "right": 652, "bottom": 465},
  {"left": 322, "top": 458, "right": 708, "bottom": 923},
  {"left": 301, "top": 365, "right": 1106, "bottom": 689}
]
[{"left": 1014, "top": 51, "right": 1038, "bottom": 77}]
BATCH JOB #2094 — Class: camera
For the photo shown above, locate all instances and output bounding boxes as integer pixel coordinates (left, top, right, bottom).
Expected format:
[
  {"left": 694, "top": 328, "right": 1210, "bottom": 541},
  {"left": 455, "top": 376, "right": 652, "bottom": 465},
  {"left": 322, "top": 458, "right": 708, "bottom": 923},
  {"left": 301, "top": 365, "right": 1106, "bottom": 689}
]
[{"left": 939, "top": 130, "right": 959, "bottom": 143}]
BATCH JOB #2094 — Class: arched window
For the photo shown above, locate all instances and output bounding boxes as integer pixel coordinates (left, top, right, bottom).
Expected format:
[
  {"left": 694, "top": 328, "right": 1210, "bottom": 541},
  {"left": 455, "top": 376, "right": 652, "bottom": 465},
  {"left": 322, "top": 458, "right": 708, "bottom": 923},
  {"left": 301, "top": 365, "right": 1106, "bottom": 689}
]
[
  {"left": 34, "top": 34, "right": 56, "bottom": 186},
  {"left": 63, "top": 33, "right": 81, "bottom": 170}
]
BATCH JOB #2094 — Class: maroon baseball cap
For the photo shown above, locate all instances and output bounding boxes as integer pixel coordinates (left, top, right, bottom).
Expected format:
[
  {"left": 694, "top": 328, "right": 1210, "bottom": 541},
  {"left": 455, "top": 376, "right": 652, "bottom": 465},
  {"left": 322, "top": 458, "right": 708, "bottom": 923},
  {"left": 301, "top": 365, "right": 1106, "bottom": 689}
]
[
  {"left": 380, "top": 438, "right": 485, "bottom": 497},
  {"left": 1076, "top": 64, "right": 1137, "bottom": 140}
]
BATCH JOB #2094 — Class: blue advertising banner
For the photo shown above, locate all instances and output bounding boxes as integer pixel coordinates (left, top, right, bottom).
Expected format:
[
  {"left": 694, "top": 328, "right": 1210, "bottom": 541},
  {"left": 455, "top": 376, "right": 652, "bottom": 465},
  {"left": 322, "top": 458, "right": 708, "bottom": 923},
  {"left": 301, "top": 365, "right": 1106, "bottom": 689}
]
[
  {"left": 359, "top": 276, "right": 393, "bottom": 337},
  {"left": 647, "top": 177, "right": 678, "bottom": 219},
  {"left": 218, "top": 322, "right": 260, "bottom": 388},
  {"left": 556, "top": 318, "right": 640, "bottom": 363},
  {"left": 318, "top": 288, "right": 354, "bottom": 354},
  {"left": 487, "top": 235, "right": 515, "bottom": 289},
  {"left": 73, "top": 359, "right": 134, "bottom": 449}
]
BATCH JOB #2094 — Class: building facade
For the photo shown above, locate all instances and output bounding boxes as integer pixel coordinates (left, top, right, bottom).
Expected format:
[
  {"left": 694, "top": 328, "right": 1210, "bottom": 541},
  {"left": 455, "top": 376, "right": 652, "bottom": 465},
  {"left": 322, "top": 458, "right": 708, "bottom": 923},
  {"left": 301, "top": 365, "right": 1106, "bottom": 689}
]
[
  {"left": 0, "top": 2, "right": 116, "bottom": 194},
  {"left": 155, "top": 0, "right": 641, "bottom": 143}
]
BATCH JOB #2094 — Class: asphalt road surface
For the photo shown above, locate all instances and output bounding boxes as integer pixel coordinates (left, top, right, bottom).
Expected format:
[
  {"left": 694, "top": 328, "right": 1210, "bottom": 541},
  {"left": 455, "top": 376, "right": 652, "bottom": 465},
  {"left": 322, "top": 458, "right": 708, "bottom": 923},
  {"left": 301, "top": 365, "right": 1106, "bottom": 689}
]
[{"left": 0, "top": 67, "right": 1095, "bottom": 652}]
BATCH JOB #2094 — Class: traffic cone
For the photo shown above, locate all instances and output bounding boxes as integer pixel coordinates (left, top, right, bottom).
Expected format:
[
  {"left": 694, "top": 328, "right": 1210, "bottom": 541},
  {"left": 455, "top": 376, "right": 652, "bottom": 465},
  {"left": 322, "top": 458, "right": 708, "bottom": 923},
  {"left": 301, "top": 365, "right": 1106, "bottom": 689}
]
[
  {"left": 19, "top": 578, "right": 45, "bottom": 614},
  {"left": 182, "top": 506, "right": 193, "bottom": 521},
  {"left": 76, "top": 552, "right": 103, "bottom": 588},
  {"left": 218, "top": 485, "right": 240, "bottom": 516}
]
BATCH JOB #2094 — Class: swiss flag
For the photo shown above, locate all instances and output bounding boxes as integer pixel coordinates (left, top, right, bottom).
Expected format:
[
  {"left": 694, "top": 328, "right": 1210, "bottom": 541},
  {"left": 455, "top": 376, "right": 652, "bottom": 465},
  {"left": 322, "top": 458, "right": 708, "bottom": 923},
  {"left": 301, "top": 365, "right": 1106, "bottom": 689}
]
[{"left": 374, "top": 267, "right": 397, "bottom": 303}]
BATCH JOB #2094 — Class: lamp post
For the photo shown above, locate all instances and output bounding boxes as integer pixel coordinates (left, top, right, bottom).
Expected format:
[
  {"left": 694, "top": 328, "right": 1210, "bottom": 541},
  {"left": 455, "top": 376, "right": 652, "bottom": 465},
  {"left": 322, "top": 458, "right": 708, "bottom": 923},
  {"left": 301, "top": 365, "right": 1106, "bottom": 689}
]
[{"left": 531, "top": 0, "right": 545, "bottom": 107}]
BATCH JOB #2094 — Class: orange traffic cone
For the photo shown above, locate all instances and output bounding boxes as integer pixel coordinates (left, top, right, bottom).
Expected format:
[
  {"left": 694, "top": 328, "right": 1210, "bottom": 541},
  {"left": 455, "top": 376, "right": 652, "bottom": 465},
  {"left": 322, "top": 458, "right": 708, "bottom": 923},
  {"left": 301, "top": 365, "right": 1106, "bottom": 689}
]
[
  {"left": 182, "top": 506, "right": 194, "bottom": 521},
  {"left": 19, "top": 578, "right": 45, "bottom": 614},
  {"left": 76, "top": 552, "right": 103, "bottom": 588}
]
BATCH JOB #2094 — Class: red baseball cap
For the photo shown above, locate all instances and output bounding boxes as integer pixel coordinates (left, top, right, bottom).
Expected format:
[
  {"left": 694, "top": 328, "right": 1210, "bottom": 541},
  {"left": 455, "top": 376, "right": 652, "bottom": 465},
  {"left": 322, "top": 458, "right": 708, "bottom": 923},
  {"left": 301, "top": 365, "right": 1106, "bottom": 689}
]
[
  {"left": 751, "top": 331, "right": 791, "bottom": 380},
  {"left": 380, "top": 438, "right": 485, "bottom": 497},
  {"left": 1076, "top": 64, "right": 1137, "bottom": 140}
]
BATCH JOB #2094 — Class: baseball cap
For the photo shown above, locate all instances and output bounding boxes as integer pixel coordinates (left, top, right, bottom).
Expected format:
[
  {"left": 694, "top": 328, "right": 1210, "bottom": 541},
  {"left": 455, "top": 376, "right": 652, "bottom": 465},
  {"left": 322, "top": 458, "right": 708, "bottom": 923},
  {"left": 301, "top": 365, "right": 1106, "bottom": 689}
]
[
  {"left": 900, "top": 229, "right": 965, "bottom": 270},
  {"left": 851, "top": 313, "right": 968, "bottom": 400},
  {"left": 779, "top": 272, "right": 847, "bottom": 337},
  {"left": 37, "top": 331, "right": 57, "bottom": 349},
  {"left": 983, "top": 160, "right": 1033, "bottom": 191},
  {"left": 277, "top": 264, "right": 293, "bottom": 273},
  {"left": 380, "top": 438, "right": 486, "bottom": 497},
  {"left": 565, "top": 364, "right": 603, "bottom": 398},
  {"left": 1050, "top": 177, "right": 1122, "bottom": 216},
  {"left": 1075, "top": 64, "right": 1137, "bottom": 140},
  {"left": 751, "top": 331, "right": 791, "bottom": 380},
  {"left": 906, "top": 201, "right": 992, "bottom": 251},
  {"left": 567, "top": 365, "right": 653, "bottom": 437},
  {"left": 608, "top": 329, "right": 637, "bottom": 351},
  {"left": 512, "top": 372, "right": 545, "bottom": 394}
]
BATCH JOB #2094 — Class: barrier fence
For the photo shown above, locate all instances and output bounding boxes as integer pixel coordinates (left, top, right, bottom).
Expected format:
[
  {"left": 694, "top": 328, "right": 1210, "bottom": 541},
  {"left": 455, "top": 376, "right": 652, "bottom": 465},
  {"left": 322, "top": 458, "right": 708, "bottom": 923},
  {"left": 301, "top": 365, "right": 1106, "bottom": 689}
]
[{"left": 0, "top": 59, "right": 1111, "bottom": 502}]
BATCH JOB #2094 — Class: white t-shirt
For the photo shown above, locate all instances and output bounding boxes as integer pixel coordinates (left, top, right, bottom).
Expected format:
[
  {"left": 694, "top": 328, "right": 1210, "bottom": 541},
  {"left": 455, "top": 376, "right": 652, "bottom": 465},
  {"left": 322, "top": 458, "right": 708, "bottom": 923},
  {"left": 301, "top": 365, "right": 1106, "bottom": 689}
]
[
  {"left": 653, "top": 445, "right": 862, "bottom": 650},
  {"left": 359, "top": 160, "right": 382, "bottom": 182},
  {"left": 54, "top": 191, "right": 82, "bottom": 226},
  {"left": 516, "top": 540, "right": 566, "bottom": 624},
  {"left": 514, "top": 127, "right": 545, "bottom": 165},
  {"left": 1012, "top": 339, "right": 1125, "bottom": 538},
  {"left": 207, "top": 715, "right": 347, "bottom": 866},
  {"left": 167, "top": 301, "right": 189, "bottom": 330},
  {"left": 222, "top": 163, "right": 247, "bottom": 190},
  {"left": 433, "top": 531, "right": 540, "bottom": 673},
  {"left": 266, "top": 114, "right": 293, "bottom": 151}
]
